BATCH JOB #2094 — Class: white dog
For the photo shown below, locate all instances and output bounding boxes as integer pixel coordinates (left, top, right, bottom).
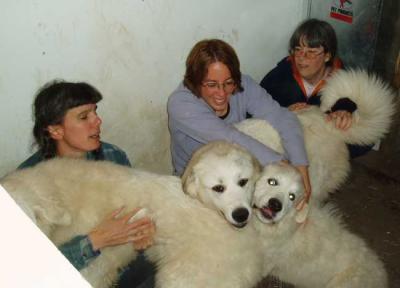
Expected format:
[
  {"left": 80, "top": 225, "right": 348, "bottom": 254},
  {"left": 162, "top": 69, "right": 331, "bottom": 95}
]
[
  {"left": 252, "top": 163, "right": 388, "bottom": 288},
  {"left": 1, "top": 142, "right": 263, "bottom": 288},
  {"left": 182, "top": 141, "right": 261, "bottom": 227},
  {"left": 236, "top": 69, "right": 395, "bottom": 202}
]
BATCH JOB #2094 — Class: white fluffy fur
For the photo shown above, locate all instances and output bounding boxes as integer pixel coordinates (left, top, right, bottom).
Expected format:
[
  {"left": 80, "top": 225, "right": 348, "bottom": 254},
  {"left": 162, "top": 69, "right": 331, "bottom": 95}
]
[
  {"left": 236, "top": 69, "right": 395, "bottom": 202},
  {"left": 1, "top": 143, "right": 263, "bottom": 288},
  {"left": 182, "top": 141, "right": 261, "bottom": 227},
  {"left": 1, "top": 70, "right": 393, "bottom": 287},
  {"left": 320, "top": 69, "right": 395, "bottom": 145},
  {"left": 252, "top": 163, "right": 388, "bottom": 288},
  {"left": 1, "top": 141, "right": 388, "bottom": 288}
]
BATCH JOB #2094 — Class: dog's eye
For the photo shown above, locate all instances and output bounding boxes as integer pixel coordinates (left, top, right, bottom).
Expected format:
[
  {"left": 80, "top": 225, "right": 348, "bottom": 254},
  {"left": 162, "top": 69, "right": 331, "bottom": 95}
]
[
  {"left": 289, "top": 193, "right": 296, "bottom": 201},
  {"left": 267, "top": 178, "right": 278, "bottom": 186},
  {"left": 212, "top": 185, "right": 225, "bottom": 193},
  {"left": 238, "top": 178, "right": 248, "bottom": 187}
]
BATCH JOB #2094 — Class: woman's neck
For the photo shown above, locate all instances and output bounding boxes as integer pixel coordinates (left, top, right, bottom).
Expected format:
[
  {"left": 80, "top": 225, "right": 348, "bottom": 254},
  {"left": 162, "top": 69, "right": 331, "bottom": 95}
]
[
  {"left": 56, "top": 144, "right": 86, "bottom": 159},
  {"left": 304, "top": 66, "right": 331, "bottom": 86}
]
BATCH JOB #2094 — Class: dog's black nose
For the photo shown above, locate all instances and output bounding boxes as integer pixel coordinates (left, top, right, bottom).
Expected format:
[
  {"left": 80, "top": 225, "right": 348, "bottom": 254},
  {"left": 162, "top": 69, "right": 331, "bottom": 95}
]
[
  {"left": 232, "top": 207, "right": 249, "bottom": 223},
  {"left": 268, "top": 198, "right": 282, "bottom": 212}
]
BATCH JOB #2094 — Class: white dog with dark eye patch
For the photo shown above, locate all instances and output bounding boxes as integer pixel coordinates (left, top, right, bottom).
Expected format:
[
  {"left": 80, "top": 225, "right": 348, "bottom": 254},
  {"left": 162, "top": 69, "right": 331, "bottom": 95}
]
[
  {"left": 182, "top": 141, "right": 261, "bottom": 228},
  {"left": 252, "top": 163, "right": 388, "bottom": 288}
]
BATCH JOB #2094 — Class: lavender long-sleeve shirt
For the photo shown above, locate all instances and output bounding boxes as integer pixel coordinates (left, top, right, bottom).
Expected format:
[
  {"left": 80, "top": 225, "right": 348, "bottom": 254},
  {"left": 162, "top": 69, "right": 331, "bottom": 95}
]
[{"left": 167, "top": 74, "right": 308, "bottom": 175}]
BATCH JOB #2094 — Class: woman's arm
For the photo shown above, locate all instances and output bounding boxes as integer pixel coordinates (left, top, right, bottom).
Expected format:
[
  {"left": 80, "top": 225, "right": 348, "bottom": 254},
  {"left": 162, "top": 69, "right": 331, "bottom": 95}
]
[
  {"left": 243, "top": 75, "right": 309, "bottom": 167},
  {"left": 59, "top": 207, "right": 155, "bottom": 270},
  {"left": 168, "top": 89, "right": 284, "bottom": 173},
  {"left": 58, "top": 235, "right": 101, "bottom": 270}
]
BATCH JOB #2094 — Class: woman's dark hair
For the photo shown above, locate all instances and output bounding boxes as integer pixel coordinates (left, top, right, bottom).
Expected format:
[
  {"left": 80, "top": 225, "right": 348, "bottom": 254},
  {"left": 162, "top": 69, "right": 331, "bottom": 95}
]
[
  {"left": 289, "top": 18, "right": 338, "bottom": 66},
  {"left": 184, "top": 39, "right": 244, "bottom": 97},
  {"left": 33, "top": 80, "right": 103, "bottom": 159}
]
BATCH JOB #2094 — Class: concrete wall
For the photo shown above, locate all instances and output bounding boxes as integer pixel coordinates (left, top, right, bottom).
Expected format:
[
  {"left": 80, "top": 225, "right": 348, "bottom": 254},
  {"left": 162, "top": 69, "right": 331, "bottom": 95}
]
[{"left": 0, "top": 0, "right": 308, "bottom": 176}]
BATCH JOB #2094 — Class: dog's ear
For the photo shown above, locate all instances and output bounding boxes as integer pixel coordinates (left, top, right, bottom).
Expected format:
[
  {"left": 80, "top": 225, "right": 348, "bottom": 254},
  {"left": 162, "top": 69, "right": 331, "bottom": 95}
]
[
  {"left": 251, "top": 156, "right": 262, "bottom": 180},
  {"left": 33, "top": 203, "right": 72, "bottom": 228},
  {"left": 295, "top": 201, "right": 310, "bottom": 224},
  {"left": 10, "top": 194, "right": 71, "bottom": 235},
  {"left": 182, "top": 168, "right": 199, "bottom": 198}
]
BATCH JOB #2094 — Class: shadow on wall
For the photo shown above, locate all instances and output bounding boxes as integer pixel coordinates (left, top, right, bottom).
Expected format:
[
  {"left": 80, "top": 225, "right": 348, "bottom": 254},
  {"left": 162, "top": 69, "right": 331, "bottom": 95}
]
[{"left": 393, "top": 51, "right": 400, "bottom": 89}]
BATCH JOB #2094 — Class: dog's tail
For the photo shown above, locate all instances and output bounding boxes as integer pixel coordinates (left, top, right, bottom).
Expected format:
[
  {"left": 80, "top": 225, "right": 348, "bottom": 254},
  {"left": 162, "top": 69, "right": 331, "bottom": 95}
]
[{"left": 320, "top": 69, "right": 396, "bottom": 145}]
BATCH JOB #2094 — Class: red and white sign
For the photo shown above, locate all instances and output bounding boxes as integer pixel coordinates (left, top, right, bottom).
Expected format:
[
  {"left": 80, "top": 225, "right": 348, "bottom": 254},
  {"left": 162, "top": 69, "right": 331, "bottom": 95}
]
[{"left": 330, "top": 0, "right": 354, "bottom": 24}]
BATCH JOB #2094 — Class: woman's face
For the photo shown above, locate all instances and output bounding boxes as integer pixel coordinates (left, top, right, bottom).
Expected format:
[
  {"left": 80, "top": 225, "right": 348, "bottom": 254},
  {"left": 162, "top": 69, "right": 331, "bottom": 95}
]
[
  {"left": 200, "top": 61, "right": 236, "bottom": 117},
  {"left": 293, "top": 38, "right": 331, "bottom": 84},
  {"left": 48, "top": 103, "right": 102, "bottom": 157}
]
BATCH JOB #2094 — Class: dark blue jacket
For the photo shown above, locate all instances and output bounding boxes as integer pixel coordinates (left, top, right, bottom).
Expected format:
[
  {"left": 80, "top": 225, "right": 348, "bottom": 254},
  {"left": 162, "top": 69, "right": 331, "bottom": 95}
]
[
  {"left": 260, "top": 57, "right": 356, "bottom": 113},
  {"left": 260, "top": 57, "right": 370, "bottom": 158}
]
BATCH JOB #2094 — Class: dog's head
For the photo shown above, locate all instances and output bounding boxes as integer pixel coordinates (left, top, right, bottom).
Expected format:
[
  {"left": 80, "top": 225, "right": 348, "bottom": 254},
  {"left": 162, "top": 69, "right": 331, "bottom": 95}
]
[
  {"left": 253, "top": 163, "right": 308, "bottom": 224},
  {"left": 182, "top": 141, "right": 261, "bottom": 228}
]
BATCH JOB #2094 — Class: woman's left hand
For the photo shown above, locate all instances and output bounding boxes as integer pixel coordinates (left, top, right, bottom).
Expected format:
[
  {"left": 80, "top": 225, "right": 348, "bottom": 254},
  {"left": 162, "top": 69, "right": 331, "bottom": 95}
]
[
  {"left": 294, "top": 165, "right": 311, "bottom": 210},
  {"left": 325, "top": 110, "right": 352, "bottom": 130}
]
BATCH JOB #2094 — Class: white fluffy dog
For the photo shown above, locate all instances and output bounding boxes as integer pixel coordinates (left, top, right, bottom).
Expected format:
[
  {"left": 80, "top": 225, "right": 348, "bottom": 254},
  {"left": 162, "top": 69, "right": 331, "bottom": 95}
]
[
  {"left": 182, "top": 141, "right": 261, "bottom": 227},
  {"left": 252, "top": 163, "right": 388, "bottom": 288},
  {"left": 236, "top": 69, "right": 395, "bottom": 202},
  {"left": 1, "top": 142, "right": 263, "bottom": 288},
  {"left": 1, "top": 70, "right": 392, "bottom": 287}
]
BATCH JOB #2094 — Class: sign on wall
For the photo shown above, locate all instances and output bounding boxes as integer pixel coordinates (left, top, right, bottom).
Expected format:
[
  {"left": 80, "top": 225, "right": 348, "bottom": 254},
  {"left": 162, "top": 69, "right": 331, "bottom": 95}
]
[{"left": 330, "top": 0, "right": 353, "bottom": 23}]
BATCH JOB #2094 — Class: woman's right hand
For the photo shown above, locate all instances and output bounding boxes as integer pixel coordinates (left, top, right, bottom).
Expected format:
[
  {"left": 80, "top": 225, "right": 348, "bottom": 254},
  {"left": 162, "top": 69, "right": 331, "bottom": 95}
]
[
  {"left": 88, "top": 206, "right": 156, "bottom": 251},
  {"left": 325, "top": 110, "right": 352, "bottom": 130}
]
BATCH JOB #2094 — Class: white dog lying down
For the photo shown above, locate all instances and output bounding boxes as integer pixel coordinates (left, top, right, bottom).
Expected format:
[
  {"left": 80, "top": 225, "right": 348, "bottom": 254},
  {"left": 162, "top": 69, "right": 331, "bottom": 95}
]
[
  {"left": 236, "top": 69, "right": 395, "bottom": 203},
  {"left": 1, "top": 141, "right": 388, "bottom": 287},
  {"left": 1, "top": 142, "right": 263, "bottom": 288},
  {"left": 252, "top": 163, "right": 388, "bottom": 288}
]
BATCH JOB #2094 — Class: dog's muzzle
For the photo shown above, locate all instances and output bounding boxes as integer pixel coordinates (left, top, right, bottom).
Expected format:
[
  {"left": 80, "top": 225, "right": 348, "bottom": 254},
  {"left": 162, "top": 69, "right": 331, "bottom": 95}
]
[{"left": 260, "top": 198, "right": 282, "bottom": 220}]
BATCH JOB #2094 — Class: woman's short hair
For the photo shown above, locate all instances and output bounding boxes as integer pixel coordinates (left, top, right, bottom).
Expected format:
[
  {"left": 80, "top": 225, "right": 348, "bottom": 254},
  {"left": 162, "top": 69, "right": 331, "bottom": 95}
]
[
  {"left": 184, "top": 39, "right": 244, "bottom": 97},
  {"left": 289, "top": 18, "right": 338, "bottom": 66},
  {"left": 33, "top": 80, "right": 102, "bottom": 158}
]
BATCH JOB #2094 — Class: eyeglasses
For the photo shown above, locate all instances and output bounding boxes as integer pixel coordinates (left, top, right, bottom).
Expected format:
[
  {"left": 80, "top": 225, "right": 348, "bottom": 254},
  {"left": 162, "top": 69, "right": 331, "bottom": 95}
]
[
  {"left": 292, "top": 46, "right": 324, "bottom": 59},
  {"left": 202, "top": 79, "right": 236, "bottom": 92}
]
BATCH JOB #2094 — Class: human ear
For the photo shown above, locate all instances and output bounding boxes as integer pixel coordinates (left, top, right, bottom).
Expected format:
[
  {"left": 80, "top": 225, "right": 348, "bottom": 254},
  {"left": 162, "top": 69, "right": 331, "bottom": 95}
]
[
  {"left": 325, "top": 52, "right": 331, "bottom": 63},
  {"left": 47, "top": 125, "right": 64, "bottom": 140}
]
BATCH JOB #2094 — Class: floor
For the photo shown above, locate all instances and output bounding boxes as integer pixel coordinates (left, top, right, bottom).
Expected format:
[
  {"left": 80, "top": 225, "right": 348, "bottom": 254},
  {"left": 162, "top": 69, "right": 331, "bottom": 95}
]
[
  {"left": 257, "top": 146, "right": 400, "bottom": 288},
  {"left": 339, "top": 152, "right": 400, "bottom": 287}
]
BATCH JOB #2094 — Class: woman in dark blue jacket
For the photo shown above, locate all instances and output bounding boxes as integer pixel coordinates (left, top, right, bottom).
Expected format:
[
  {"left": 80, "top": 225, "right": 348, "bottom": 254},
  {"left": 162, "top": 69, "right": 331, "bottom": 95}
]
[{"left": 261, "top": 18, "right": 372, "bottom": 158}]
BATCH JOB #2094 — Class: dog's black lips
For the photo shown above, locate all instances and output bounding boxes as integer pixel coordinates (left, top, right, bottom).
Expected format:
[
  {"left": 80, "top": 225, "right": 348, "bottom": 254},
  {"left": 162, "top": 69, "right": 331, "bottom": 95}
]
[{"left": 233, "top": 222, "right": 247, "bottom": 229}]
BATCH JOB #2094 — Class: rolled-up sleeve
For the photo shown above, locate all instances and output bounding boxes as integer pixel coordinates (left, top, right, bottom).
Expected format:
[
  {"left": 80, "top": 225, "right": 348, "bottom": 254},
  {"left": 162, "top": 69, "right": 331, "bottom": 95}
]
[{"left": 58, "top": 235, "right": 101, "bottom": 271}]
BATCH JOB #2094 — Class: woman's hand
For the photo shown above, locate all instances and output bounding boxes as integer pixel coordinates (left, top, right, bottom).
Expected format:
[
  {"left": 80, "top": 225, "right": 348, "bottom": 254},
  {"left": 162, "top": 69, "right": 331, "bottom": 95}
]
[
  {"left": 293, "top": 165, "right": 311, "bottom": 210},
  {"left": 130, "top": 218, "right": 156, "bottom": 251},
  {"left": 288, "top": 102, "right": 309, "bottom": 111},
  {"left": 88, "top": 206, "right": 156, "bottom": 251},
  {"left": 325, "top": 110, "right": 352, "bottom": 130}
]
